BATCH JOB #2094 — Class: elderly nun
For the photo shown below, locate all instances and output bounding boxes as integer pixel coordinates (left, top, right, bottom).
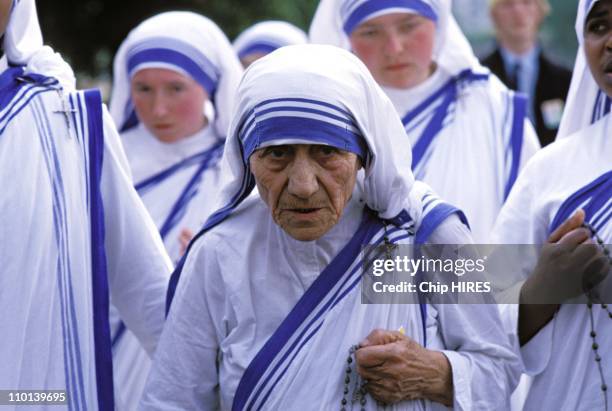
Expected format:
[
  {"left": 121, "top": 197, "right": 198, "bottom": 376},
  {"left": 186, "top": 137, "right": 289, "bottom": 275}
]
[
  {"left": 141, "top": 44, "right": 521, "bottom": 410},
  {"left": 492, "top": 0, "right": 612, "bottom": 410},
  {"left": 309, "top": 0, "right": 540, "bottom": 242},
  {"left": 0, "top": 0, "right": 172, "bottom": 410}
]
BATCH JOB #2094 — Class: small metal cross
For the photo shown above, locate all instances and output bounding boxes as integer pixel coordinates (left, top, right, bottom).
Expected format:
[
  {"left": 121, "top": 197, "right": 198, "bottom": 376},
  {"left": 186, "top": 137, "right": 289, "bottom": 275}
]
[{"left": 53, "top": 91, "right": 76, "bottom": 133}]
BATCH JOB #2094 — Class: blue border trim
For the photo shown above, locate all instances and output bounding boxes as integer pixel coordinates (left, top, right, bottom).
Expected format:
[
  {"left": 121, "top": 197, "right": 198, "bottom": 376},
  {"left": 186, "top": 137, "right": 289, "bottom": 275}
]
[
  {"left": 127, "top": 48, "right": 217, "bottom": 97},
  {"left": 343, "top": 0, "right": 438, "bottom": 34},
  {"left": 135, "top": 145, "right": 223, "bottom": 193},
  {"left": 504, "top": 93, "right": 527, "bottom": 200},
  {"left": 165, "top": 171, "right": 256, "bottom": 314},
  {"left": 0, "top": 66, "right": 27, "bottom": 110},
  {"left": 415, "top": 202, "right": 469, "bottom": 245},
  {"left": 238, "top": 42, "right": 279, "bottom": 59},
  {"left": 158, "top": 142, "right": 224, "bottom": 239},
  {"left": 413, "top": 201, "right": 468, "bottom": 347},
  {"left": 84, "top": 90, "right": 114, "bottom": 411},
  {"left": 0, "top": 68, "right": 59, "bottom": 135},
  {"left": 32, "top": 95, "right": 87, "bottom": 411},
  {"left": 232, "top": 209, "right": 383, "bottom": 411},
  {"left": 549, "top": 170, "right": 612, "bottom": 235},
  {"left": 243, "top": 116, "right": 367, "bottom": 162},
  {"left": 411, "top": 85, "right": 456, "bottom": 169},
  {"left": 403, "top": 69, "right": 489, "bottom": 170}
]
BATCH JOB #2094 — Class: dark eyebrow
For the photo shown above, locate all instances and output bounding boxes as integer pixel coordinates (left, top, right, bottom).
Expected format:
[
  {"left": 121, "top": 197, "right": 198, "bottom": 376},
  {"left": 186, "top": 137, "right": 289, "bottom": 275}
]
[{"left": 587, "top": 6, "right": 609, "bottom": 22}]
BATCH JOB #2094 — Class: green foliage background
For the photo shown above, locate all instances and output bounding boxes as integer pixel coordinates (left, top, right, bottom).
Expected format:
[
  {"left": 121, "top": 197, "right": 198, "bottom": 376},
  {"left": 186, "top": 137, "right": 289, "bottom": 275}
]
[
  {"left": 37, "top": 0, "right": 578, "bottom": 78},
  {"left": 37, "top": 0, "right": 320, "bottom": 77}
]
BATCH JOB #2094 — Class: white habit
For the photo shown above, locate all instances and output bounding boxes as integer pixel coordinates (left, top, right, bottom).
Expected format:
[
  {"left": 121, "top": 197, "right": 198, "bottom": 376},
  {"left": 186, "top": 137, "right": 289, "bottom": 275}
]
[
  {"left": 0, "top": 1, "right": 172, "bottom": 409},
  {"left": 142, "top": 45, "right": 521, "bottom": 410}
]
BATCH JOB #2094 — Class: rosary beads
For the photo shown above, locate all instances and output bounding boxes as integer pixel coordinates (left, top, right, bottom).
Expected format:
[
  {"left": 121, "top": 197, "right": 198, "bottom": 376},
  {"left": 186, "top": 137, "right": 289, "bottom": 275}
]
[
  {"left": 341, "top": 345, "right": 367, "bottom": 411},
  {"left": 583, "top": 221, "right": 611, "bottom": 411}
]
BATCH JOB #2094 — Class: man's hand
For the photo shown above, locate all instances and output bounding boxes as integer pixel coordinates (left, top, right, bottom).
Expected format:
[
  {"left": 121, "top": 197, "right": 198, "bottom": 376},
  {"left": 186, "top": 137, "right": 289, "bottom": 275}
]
[{"left": 355, "top": 329, "right": 453, "bottom": 406}]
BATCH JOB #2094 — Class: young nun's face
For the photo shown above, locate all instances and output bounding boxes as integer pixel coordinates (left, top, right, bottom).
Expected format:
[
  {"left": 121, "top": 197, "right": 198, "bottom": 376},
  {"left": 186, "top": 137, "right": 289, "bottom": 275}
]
[
  {"left": 349, "top": 12, "right": 436, "bottom": 89},
  {"left": 250, "top": 144, "right": 361, "bottom": 241},
  {"left": 584, "top": 0, "right": 612, "bottom": 98},
  {"left": 131, "top": 68, "right": 208, "bottom": 143}
]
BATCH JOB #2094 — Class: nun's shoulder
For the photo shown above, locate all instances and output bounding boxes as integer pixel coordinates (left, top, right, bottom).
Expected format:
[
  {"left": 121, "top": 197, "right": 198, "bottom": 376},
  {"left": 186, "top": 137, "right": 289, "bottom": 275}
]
[
  {"left": 529, "top": 116, "right": 606, "bottom": 168},
  {"left": 461, "top": 71, "right": 515, "bottom": 108},
  {"left": 509, "top": 123, "right": 595, "bottom": 193},
  {"left": 186, "top": 194, "right": 271, "bottom": 261}
]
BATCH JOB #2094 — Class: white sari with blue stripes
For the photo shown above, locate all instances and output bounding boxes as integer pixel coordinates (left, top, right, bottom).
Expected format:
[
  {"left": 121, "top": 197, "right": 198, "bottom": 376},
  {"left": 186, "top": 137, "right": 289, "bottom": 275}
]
[
  {"left": 121, "top": 123, "right": 225, "bottom": 263},
  {"left": 142, "top": 43, "right": 521, "bottom": 411},
  {"left": 492, "top": 113, "right": 612, "bottom": 411},
  {"left": 0, "top": 64, "right": 171, "bottom": 411},
  {"left": 384, "top": 66, "right": 540, "bottom": 242},
  {"left": 142, "top": 189, "right": 518, "bottom": 410}
]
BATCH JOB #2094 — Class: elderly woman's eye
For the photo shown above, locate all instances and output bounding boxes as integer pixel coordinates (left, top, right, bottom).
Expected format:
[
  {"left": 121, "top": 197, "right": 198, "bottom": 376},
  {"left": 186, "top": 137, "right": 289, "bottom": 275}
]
[
  {"left": 316, "top": 145, "right": 339, "bottom": 156},
  {"left": 261, "top": 146, "right": 291, "bottom": 159}
]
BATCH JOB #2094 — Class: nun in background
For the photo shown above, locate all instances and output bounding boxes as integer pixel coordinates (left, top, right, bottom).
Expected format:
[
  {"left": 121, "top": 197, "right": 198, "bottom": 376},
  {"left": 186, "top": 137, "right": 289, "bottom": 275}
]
[
  {"left": 108, "top": 11, "right": 242, "bottom": 409},
  {"left": 492, "top": 0, "right": 612, "bottom": 409},
  {"left": 310, "top": 0, "right": 540, "bottom": 242},
  {"left": 233, "top": 20, "right": 308, "bottom": 67}
]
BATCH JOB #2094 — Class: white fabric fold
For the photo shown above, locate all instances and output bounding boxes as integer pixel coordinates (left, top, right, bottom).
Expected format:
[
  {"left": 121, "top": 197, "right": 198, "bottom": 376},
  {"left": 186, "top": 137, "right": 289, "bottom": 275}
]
[{"left": 4, "top": 0, "right": 75, "bottom": 89}]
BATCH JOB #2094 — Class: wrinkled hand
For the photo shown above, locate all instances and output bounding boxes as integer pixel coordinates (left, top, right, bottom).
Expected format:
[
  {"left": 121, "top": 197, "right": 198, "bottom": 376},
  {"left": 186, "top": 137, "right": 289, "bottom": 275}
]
[
  {"left": 523, "top": 210, "right": 609, "bottom": 303},
  {"left": 178, "top": 228, "right": 195, "bottom": 257},
  {"left": 355, "top": 329, "right": 453, "bottom": 406}
]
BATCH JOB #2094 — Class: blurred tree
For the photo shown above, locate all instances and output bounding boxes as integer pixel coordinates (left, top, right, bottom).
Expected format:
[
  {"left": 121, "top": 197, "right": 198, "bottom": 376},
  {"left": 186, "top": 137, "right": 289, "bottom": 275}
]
[
  {"left": 37, "top": 0, "right": 319, "bottom": 77},
  {"left": 37, "top": 0, "right": 578, "bottom": 79}
]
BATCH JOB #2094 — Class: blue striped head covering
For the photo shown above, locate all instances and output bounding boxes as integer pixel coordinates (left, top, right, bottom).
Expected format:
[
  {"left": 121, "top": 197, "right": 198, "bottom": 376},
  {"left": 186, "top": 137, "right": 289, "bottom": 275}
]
[
  {"left": 340, "top": 0, "right": 438, "bottom": 35},
  {"left": 233, "top": 20, "right": 308, "bottom": 61},
  {"left": 126, "top": 37, "right": 220, "bottom": 99},
  {"left": 237, "top": 97, "right": 368, "bottom": 164}
]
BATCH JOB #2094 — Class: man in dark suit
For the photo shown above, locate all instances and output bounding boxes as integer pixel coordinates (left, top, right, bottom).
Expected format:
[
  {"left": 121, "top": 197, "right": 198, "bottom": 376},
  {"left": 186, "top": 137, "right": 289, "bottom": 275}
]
[{"left": 482, "top": 0, "right": 572, "bottom": 147}]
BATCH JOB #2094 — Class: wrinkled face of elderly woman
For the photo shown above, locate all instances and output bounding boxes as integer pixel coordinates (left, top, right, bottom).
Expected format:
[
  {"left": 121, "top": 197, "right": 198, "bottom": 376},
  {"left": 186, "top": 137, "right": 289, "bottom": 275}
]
[
  {"left": 131, "top": 68, "right": 208, "bottom": 143},
  {"left": 584, "top": 0, "right": 612, "bottom": 98},
  {"left": 0, "top": 0, "right": 12, "bottom": 40},
  {"left": 250, "top": 144, "right": 361, "bottom": 241},
  {"left": 349, "top": 12, "right": 436, "bottom": 89}
]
